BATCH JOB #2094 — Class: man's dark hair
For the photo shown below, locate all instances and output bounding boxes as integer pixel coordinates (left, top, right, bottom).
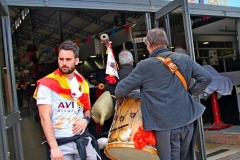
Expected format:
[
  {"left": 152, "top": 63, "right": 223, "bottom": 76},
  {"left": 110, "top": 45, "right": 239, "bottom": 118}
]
[{"left": 58, "top": 40, "right": 79, "bottom": 58}]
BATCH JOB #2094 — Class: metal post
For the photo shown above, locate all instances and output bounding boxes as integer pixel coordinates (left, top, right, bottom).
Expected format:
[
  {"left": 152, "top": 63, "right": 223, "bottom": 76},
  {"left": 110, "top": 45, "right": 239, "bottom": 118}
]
[
  {"left": 30, "top": 9, "right": 35, "bottom": 45},
  {"left": 101, "top": 51, "right": 105, "bottom": 67},
  {"left": 15, "top": 35, "right": 21, "bottom": 72},
  {"left": 131, "top": 28, "right": 138, "bottom": 64},
  {"left": 0, "top": 63, "right": 8, "bottom": 160},
  {"left": 155, "top": 19, "right": 159, "bottom": 27},
  {"left": 236, "top": 19, "right": 240, "bottom": 120},
  {"left": 182, "top": 0, "right": 206, "bottom": 159},
  {"left": 58, "top": 10, "right": 64, "bottom": 42},
  {"left": 236, "top": 19, "right": 240, "bottom": 57},
  {"left": 121, "top": 13, "right": 126, "bottom": 25},
  {"left": 0, "top": 3, "right": 9, "bottom": 159},
  {"left": 0, "top": 37, "right": 8, "bottom": 160},
  {"left": 145, "top": 12, "right": 151, "bottom": 32},
  {"left": 182, "top": 0, "right": 195, "bottom": 60},
  {"left": 164, "top": 14, "right": 172, "bottom": 49},
  {"left": 196, "top": 115, "right": 207, "bottom": 160},
  {"left": 199, "top": 0, "right": 204, "bottom": 4},
  {"left": 2, "top": 7, "right": 24, "bottom": 160},
  {"left": 122, "top": 43, "right": 125, "bottom": 50}
]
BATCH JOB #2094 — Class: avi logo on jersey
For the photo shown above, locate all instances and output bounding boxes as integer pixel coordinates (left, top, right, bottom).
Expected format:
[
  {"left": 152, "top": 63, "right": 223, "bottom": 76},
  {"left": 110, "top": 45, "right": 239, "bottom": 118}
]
[
  {"left": 57, "top": 101, "right": 82, "bottom": 114},
  {"left": 58, "top": 102, "right": 75, "bottom": 108}
]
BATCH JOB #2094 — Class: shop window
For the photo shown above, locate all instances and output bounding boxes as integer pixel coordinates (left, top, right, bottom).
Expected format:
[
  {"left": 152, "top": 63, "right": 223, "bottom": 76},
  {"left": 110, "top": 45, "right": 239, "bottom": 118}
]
[{"left": 195, "top": 41, "right": 238, "bottom": 72}]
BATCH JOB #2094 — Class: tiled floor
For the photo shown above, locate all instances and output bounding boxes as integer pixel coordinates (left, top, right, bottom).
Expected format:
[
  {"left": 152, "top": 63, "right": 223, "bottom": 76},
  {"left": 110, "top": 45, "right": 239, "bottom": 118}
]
[
  {"left": 20, "top": 116, "right": 46, "bottom": 160},
  {"left": 20, "top": 115, "right": 240, "bottom": 160}
]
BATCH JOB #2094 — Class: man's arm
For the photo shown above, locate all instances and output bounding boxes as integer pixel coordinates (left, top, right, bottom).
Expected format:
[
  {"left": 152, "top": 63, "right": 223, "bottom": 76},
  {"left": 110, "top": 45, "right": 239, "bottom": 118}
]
[
  {"left": 83, "top": 109, "right": 90, "bottom": 118},
  {"left": 115, "top": 63, "right": 142, "bottom": 99},
  {"left": 72, "top": 109, "right": 90, "bottom": 135},
  {"left": 189, "top": 61, "right": 212, "bottom": 96},
  {"left": 36, "top": 84, "right": 64, "bottom": 159},
  {"left": 38, "top": 104, "right": 64, "bottom": 159}
]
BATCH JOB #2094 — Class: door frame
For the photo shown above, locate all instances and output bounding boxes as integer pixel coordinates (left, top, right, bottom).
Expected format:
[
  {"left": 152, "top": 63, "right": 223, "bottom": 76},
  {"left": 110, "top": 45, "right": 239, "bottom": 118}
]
[
  {"left": 0, "top": 1, "right": 24, "bottom": 159},
  {"left": 0, "top": 0, "right": 239, "bottom": 159},
  {"left": 154, "top": 0, "right": 206, "bottom": 159},
  {"left": 131, "top": 12, "right": 152, "bottom": 64}
]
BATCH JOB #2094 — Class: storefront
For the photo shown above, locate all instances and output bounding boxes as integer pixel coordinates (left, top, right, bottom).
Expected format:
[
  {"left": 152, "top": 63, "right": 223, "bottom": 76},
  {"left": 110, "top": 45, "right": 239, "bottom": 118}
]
[{"left": 0, "top": 0, "right": 240, "bottom": 160}]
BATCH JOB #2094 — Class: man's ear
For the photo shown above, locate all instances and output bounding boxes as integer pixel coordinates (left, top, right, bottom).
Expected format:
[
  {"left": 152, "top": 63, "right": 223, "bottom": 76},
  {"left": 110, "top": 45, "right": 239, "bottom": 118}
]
[
  {"left": 146, "top": 41, "right": 151, "bottom": 47},
  {"left": 75, "top": 58, "right": 80, "bottom": 65}
]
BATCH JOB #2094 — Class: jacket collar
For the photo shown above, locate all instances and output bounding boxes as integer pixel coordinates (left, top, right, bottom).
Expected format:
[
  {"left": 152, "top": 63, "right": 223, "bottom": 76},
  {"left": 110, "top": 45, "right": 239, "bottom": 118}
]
[
  {"left": 121, "top": 64, "right": 133, "bottom": 67},
  {"left": 150, "top": 46, "right": 169, "bottom": 57}
]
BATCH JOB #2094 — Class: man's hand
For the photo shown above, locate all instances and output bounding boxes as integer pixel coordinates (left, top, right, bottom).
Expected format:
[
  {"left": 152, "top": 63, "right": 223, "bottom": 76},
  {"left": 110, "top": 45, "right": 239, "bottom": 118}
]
[
  {"left": 51, "top": 147, "right": 64, "bottom": 160},
  {"left": 72, "top": 119, "right": 88, "bottom": 135}
]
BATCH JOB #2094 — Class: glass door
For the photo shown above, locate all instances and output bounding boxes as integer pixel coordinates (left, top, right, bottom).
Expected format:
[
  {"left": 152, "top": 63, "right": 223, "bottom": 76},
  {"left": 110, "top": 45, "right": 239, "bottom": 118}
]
[
  {"left": 131, "top": 13, "right": 152, "bottom": 64},
  {"left": 154, "top": 0, "right": 206, "bottom": 159},
  {"left": 0, "top": 2, "right": 24, "bottom": 160}
]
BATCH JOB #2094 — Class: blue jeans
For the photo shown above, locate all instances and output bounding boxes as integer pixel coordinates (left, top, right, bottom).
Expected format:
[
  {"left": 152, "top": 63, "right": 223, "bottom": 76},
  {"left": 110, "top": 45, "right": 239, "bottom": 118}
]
[{"left": 155, "top": 123, "right": 194, "bottom": 160}]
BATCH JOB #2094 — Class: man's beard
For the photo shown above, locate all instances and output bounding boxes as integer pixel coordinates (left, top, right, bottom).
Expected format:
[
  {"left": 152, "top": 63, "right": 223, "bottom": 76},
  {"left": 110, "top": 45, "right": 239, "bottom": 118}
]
[{"left": 59, "top": 66, "right": 75, "bottom": 74}]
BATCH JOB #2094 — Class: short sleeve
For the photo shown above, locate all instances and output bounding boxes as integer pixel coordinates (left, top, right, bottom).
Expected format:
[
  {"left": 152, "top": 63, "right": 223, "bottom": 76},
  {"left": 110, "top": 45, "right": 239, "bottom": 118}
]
[{"left": 36, "top": 84, "right": 52, "bottom": 105}]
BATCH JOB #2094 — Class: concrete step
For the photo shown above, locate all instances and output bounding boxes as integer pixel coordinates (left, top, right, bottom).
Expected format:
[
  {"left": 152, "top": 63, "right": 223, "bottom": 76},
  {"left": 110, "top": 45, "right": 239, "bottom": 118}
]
[{"left": 204, "top": 125, "right": 240, "bottom": 145}]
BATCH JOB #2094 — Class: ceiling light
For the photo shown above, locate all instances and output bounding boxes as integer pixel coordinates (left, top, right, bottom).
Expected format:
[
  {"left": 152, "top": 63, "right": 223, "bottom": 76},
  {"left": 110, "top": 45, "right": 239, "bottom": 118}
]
[
  {"left": 3, "top": 67, "right": 7, "bottom": 70},
  {"left": 169, "top": 46, "right": 174, "bottom": 48},
  {"left": 90, "top": 55, "right": 96, "bottom": 58},
  {"left": 203, "top": 42, "right": 209, "bottom": 44}
]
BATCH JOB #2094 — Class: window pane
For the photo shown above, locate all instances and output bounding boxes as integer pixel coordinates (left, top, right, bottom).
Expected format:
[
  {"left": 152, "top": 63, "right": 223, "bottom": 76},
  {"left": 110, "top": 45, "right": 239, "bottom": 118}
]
[
  {"left": 204, "top": 0, "right": 240, "bottom": 7},
  {"left": 164, "top": 0, "right": 199, "bottom": 2}
]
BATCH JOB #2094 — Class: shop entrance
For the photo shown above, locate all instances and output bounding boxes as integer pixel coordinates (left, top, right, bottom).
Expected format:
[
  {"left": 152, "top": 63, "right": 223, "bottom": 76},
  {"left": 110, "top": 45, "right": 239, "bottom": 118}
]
[
  {"left": 0, "top": 1, "right": 209, "bottom": 159},
  {"left": 2, "top": 0, "right": 240, "bottom": 159},
  {"left": 6, "top": 5, "right": 146, "bottom": 160}
]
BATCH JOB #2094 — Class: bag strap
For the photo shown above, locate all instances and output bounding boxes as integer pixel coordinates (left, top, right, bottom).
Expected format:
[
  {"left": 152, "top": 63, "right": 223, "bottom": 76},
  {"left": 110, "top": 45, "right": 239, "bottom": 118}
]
[{"left": 156, "top": 56, "right": 188, "bottom": 90}]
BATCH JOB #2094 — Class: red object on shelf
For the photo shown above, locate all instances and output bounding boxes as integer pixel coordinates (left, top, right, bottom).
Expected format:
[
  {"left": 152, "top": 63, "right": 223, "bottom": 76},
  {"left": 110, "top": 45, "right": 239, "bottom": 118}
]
[{"left": 204, "top": 91, "right": 233, "bottom": 131}]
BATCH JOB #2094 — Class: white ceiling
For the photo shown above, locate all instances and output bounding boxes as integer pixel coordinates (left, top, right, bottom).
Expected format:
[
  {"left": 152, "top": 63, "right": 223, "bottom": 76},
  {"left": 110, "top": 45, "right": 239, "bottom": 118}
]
[
  {"left": 9, "top": 6, "right": 239, "bottom": 74},
  {"left": 192, "top": 18, "right": 237, "bottom": 35}
]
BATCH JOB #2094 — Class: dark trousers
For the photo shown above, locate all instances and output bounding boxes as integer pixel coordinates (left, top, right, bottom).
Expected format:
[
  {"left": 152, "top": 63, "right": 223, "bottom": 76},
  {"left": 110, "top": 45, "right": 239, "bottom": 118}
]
[{"left": 155, "top": 123, "right": 194, "bottom": 160}]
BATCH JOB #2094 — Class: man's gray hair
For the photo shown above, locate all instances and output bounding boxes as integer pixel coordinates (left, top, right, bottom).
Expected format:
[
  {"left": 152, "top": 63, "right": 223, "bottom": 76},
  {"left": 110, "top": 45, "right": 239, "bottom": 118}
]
[
  {"left": 119, "top": 50, "right": 133, "bottom": 65},
  {"left": 146, "top": 27, "right": 169, "bottom": 47},
  {"left": 174, "top": 47, "right": 187, "bottom": 54}
]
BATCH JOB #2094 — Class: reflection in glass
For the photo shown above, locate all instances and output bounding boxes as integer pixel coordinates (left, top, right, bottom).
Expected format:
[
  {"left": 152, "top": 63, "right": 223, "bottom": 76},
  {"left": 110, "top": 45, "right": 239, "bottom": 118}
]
[
  {"left": 164, "top": 10, "right": 187, "bottom": 53},
  {"left": 204, "top": 0, "right": 240, "bottom": 7},
  {"left": 132, "top": 19, "right": 149, "bottom": 62}
]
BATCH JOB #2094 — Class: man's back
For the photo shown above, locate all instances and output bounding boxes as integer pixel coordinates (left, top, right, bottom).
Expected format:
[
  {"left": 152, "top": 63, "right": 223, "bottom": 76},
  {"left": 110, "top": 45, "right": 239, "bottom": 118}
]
[
  {"left": 115, "top": 49, "right": 212, "bottom": 131},
  {"left": 118, "top": 64, "right": 134, "bottom": 81}
]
